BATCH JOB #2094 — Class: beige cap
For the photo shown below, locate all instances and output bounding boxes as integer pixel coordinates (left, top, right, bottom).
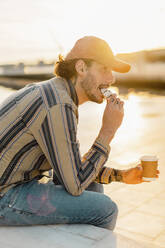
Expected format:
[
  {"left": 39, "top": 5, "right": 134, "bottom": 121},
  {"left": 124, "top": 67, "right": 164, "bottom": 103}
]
[{"left": 65, "top": 36, "right": 131, "bottom": 73}]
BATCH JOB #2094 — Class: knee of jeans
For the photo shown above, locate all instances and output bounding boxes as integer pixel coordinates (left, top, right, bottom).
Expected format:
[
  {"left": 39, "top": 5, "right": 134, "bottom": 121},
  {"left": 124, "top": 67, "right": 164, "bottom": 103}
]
[
  {"left": 112, "top": 201, "right": 118, "bottom": 218},
  {"left": 106, "top": 199, "right": 118, "bottom": 231},
  {"left": 105, "top": 197, "right": 118, "bottom": 216},
  {"left": 100, "top": 196, "right": 118, "bottom": 228},
  {"left": 92, "top": 195, "right": 118, "bottom": 231}
]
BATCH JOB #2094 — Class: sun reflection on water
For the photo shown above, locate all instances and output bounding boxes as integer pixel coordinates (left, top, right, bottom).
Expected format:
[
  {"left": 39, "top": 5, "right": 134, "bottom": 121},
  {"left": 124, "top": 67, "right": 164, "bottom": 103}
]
[
  {"left": 120, "top": 94, "right": 144, "bottom": 138},
  {"left": 109, "top": 92, "right": 146, "bottom": 167}
]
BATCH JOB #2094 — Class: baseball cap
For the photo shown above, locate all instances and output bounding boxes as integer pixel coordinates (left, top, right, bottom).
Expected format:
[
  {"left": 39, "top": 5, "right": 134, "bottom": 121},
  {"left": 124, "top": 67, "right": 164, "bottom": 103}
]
[{"left": 65, "top": 36, "right": 131, "bottom": 73}]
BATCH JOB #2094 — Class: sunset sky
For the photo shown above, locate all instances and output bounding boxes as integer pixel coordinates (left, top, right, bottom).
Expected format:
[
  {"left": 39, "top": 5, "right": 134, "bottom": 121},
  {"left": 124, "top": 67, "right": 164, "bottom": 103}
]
[{"left": 0, "top": 0, "right": 165, "bottom": 63}]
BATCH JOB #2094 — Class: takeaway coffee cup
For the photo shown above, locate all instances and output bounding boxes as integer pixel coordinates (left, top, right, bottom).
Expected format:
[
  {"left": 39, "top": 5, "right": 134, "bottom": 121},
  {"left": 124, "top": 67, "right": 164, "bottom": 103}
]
[{"left": 140, "top": 155, "right": 158, "bottom": 181}]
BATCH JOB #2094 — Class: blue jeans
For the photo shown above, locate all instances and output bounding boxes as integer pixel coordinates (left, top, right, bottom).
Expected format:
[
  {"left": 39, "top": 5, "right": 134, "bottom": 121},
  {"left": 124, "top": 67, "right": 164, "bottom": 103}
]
[{"left": 0, "top": 178, "right": 118, "bottom": 230}]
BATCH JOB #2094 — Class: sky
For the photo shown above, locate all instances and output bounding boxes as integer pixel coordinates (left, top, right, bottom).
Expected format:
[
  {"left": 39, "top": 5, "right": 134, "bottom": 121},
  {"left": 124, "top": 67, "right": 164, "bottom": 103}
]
[{"left": 0, "top": 0, "right": 165, "bottom": 64}]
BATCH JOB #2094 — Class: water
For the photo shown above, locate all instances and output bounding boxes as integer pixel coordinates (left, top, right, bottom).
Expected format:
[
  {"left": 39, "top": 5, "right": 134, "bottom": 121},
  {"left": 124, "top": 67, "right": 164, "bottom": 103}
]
[{"left": 1, "top": 85, "right": 165, "bottom": 169}]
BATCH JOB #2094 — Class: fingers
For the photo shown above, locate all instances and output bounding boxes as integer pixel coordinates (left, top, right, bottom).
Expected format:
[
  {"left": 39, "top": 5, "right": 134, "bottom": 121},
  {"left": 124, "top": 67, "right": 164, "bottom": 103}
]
[
  {"left": 137, "top": 164, "right": 143, "bottom": 170},
  {"left": 107, "top": 94, "right": 117, "bottom": 103},
  {"left": 136, "top": 165, "right": 159, "bottom": 181},
  {"left": 119, "top": 101, "right": 124, "bottom": 108},
  {"left": 156, "top": 170, "right": 160, "bottom": 178},
  {"left": 136, "top": 164, "right": 143, "bottom": 174},
  {"left": 107, "top": 95, "right": 124, "bottom": 109},
  {"left": 139, "top": 166, "right": 159, "bottom": 178}
]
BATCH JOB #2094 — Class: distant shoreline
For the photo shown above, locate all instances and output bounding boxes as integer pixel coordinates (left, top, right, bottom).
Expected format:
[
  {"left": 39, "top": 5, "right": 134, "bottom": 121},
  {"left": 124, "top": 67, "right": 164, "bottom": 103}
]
[
  {"left": 0, "top": 76, "right": 165, "bottom": 91},
  {"left": 0, "top": 75, "right": 52, "bottom": 90}
]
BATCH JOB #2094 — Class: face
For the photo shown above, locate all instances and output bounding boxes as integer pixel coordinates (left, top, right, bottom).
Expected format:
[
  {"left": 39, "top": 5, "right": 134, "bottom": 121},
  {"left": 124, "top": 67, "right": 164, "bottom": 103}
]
[{"left": 80, "top": 61, "right": 115, "bottom": 103}]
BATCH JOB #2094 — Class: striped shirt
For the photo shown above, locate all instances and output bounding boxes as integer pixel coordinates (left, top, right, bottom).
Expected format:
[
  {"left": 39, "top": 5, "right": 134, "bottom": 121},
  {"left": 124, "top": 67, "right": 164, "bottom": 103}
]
[{"left": 0, "top": 77, "right": 120, "bottom": 197}]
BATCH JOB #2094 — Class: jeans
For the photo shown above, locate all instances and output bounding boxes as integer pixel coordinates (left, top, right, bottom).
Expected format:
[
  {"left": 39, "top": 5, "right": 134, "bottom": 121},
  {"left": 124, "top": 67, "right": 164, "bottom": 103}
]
[{"left": 0, "top": 178, "right": 118, "bottom": 230}]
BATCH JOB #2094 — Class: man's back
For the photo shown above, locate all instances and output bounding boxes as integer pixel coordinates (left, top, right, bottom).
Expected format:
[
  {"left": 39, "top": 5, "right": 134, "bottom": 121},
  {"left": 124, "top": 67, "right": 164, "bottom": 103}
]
[{"left": 0, "top": 77, "right": 78, "bottom": 196}]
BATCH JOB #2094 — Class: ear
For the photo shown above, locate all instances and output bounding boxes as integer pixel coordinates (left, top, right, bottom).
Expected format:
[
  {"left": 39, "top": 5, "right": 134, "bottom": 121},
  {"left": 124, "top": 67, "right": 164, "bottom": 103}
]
[{"left": 75, "top": 60, "right": 87, "bottom": 76}]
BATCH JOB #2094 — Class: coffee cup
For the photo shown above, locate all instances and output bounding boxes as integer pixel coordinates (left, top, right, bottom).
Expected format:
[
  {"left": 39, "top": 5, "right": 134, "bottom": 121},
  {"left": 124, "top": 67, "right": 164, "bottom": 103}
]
[{"left": 140, "top": 155, "right": 158, "bottom": 181}]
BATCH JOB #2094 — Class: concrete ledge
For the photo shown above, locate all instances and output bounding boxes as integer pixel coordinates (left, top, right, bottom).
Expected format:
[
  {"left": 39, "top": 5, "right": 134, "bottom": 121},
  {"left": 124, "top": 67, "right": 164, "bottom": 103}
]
[{"left": 0, "top": 224, "right": 150, "bottom": 248}]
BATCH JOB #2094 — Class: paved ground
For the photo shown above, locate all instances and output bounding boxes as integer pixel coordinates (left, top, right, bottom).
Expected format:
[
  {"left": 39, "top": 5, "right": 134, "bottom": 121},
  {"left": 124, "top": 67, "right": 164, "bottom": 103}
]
[{"left": 0, "top": 86, "right": 165, "bottom": 247}]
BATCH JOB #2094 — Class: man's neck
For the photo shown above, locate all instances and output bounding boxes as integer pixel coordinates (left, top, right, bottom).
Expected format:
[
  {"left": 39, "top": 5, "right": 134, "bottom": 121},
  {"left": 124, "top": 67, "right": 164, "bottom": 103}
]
[{"left": 70, "top": 77, "right": 88, "bottom": 105}]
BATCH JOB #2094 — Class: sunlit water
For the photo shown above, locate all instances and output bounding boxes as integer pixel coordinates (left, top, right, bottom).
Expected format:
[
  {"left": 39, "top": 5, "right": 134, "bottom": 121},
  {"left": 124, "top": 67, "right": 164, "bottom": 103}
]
[{"left": 1, "top": 85, "right": 165, "bottom": 170}]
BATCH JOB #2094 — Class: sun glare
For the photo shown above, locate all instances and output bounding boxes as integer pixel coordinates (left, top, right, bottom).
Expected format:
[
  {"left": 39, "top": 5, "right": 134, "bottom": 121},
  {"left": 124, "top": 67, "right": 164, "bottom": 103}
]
[
  {"left": 108, "top": 92, "right": 146, "bottom": 167},
  {"left": 0, "top": 0, "right": 164, "bottom": 63},
  {"left": 115, "top": 93, "right": 144, "bottom": 142}
]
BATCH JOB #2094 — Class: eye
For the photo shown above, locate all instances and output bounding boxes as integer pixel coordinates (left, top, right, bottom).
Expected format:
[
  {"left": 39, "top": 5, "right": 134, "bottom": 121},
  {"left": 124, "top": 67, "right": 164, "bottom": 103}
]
[
  {"left": 101, "top": 66, "right": 108, "bottom": 72},
  {"left": 103, "top": 66, "right": 111, "bottom": 73},
  {"left": 103, "top": 66, "right": 112, "bottom": 73}
]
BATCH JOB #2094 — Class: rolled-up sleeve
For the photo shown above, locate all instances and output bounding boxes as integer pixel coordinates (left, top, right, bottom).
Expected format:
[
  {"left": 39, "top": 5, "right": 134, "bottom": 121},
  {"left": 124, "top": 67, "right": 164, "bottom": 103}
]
[{"left": 33, "top": 103, "right": 110, "bottom": 196}]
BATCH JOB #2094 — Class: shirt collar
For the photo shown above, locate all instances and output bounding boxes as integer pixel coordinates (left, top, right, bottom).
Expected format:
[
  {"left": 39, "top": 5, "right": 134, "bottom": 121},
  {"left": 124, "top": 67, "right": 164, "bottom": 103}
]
[{"left": 66, "top": 79, "right": 79, "bottom": 107}]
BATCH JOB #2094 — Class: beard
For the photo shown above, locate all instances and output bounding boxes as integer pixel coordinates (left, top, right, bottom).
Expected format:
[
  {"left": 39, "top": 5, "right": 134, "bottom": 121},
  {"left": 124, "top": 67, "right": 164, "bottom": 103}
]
[{"left": 81, "top": 74, "right": 103, "bottom": 104}]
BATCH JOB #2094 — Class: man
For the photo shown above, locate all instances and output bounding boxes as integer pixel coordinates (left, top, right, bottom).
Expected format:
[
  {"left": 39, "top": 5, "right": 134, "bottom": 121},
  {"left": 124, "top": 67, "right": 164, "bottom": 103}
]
[{"left": 0, "top": 36, "right": 150, "bottom": 230}]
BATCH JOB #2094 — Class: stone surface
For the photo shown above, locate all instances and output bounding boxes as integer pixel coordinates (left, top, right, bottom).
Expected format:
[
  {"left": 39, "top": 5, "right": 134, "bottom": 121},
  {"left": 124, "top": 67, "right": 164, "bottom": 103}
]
[
  {"left": 153, "top": 231, "right": 165, "bottom": 248},
  {"left": 116, "top": 211, "right": 165, "bottom": 239},
  {"left": 0, "top": 224, "right": 149, "bottom": 248},
  {"left": 136, "top": 198, "right": 165, "bottom": 217}
]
